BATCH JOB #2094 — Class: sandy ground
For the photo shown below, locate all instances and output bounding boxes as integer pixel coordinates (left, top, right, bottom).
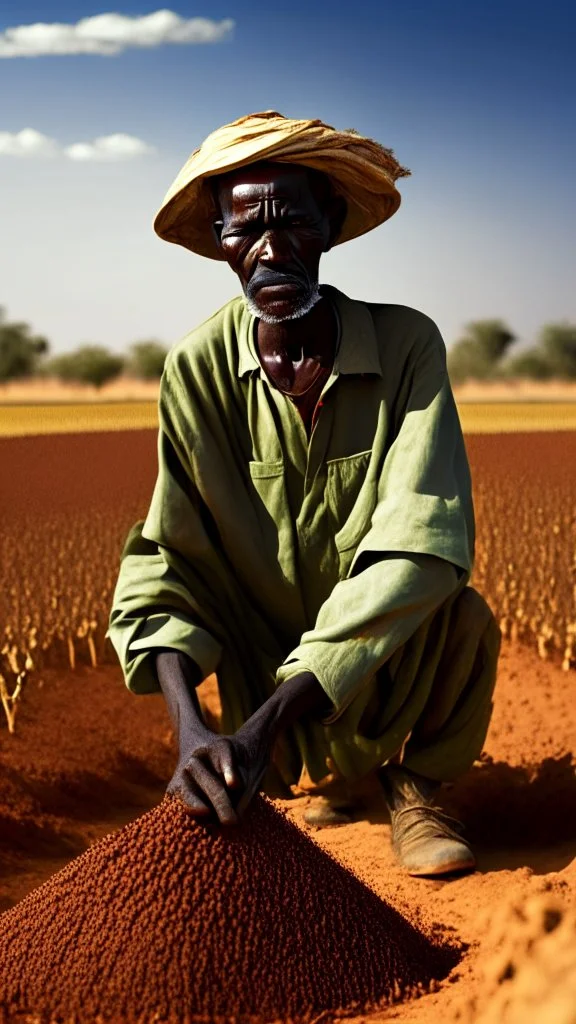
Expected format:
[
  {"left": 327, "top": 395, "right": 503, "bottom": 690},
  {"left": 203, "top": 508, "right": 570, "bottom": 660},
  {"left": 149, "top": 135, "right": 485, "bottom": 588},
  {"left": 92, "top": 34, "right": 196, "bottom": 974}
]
[
  {"left": 0, "top": 377, "right": 161, "bottom": 403},
  {"left": 1, "top": 376, "right": 576, "bottom": 405},
  {"left": 452, "top": 379, "right": 576, "bottom": 403},
  {"left": 0, "top": 636, "right": 574, "bottom": 1022}
]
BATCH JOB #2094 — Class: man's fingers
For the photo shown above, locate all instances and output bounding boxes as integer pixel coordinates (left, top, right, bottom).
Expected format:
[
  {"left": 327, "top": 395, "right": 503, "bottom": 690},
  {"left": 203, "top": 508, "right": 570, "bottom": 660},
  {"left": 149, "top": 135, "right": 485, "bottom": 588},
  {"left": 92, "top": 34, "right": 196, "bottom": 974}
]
[
  {"left": 167, "top": 775, "right": 213, "bottom": 818},
  {"left": 234, "top": 761, "right": 268, "bottom": 819},
  {"left": 211, "top": 740, "right": 241, "bottom": 789},
  {"left": 185, "top": 757, "right": 239, "bottom": 826}
]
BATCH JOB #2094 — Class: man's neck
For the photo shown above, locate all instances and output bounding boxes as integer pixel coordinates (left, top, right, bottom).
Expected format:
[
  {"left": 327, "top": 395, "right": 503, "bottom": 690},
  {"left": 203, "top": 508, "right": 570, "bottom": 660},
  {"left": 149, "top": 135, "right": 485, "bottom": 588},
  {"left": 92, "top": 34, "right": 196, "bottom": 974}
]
[{"left": 256, "top": 293, "right": 337, "bottom": 364}]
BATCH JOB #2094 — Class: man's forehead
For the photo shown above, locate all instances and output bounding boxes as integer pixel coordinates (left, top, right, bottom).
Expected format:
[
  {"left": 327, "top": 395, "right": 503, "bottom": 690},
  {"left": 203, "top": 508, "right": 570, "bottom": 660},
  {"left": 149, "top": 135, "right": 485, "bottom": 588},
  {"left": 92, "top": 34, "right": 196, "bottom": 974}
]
[
  {"left": 215, "top": 161, "right": 327, "bottom": 211},
  {"left": 217, "top": 161, "right": 311, "bottom": 192}
]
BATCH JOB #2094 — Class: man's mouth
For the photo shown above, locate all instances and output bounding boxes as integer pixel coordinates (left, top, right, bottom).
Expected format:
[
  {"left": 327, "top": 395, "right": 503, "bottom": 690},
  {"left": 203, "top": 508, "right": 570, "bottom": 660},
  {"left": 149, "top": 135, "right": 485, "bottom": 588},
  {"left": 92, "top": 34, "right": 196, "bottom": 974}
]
[
  {"left": 257, "top": 282, "right": 301, "bottom": 294},
  {"left": 249, "top": 271, "right": 306, "bottom": 297}
]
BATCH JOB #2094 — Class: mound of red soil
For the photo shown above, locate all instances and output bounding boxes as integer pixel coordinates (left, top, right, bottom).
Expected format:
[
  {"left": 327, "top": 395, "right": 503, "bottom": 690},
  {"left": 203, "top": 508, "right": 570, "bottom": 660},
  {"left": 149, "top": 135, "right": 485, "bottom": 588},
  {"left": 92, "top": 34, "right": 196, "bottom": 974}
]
[
  {"left": 0, "top": 794, "right": 459, "bottom": 1024},
  {"left": 458, "top": 892, "right": 576, "bottom": 1024}
]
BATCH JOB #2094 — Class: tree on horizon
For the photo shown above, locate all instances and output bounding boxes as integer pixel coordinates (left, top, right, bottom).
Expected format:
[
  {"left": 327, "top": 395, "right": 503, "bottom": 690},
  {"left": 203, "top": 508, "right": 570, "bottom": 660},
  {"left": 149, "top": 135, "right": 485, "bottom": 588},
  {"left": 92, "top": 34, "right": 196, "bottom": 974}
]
[
  {"left": 126, "top": 340, "right": 169, "bottom": 379},
  {"left": 0, "top": 307, "right": 50, "bottom": 382},
  {"left": 43, "top": 345, "right": 125, "bottom": 389},
  {"left": 447, "top": 320, "right": 516, "bottom": 385}
]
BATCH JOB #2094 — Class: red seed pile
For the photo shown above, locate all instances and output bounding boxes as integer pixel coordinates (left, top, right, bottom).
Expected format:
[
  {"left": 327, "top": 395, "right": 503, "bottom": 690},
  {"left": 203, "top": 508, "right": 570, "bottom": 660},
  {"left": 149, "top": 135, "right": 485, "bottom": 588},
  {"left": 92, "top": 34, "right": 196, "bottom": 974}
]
[{"left": 0, "top": 795, "right": 459, "bottom": 1024}]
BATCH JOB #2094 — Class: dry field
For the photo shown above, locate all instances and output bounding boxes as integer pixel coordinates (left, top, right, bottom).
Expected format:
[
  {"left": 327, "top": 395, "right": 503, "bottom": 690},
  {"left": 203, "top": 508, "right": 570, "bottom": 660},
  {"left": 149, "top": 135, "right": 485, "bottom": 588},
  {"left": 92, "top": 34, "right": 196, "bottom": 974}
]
[
  {"left": 0, "top": 424, "right": 574, "bottom": 1022},
  {"left": 1, "top": 428, "right": 574, "bottom": 724}
]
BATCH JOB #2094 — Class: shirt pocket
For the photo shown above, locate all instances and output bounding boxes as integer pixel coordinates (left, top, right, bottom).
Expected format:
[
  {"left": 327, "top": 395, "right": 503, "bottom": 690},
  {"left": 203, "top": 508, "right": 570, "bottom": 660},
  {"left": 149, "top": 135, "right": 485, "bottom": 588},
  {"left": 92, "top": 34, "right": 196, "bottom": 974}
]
[
  {"left": 249, "top": 459, "right": 285, "bottom": 481},
  {"left": 326, "top": 450, "right": 374, "bottom": 553}
]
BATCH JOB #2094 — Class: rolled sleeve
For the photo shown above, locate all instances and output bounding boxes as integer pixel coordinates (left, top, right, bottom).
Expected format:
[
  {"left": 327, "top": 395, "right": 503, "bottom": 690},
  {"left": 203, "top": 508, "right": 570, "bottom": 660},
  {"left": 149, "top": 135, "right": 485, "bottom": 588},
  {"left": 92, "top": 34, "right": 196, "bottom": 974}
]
[
  {"left": 275, "top": 553, "right": 459, "bottom": 720},
  {"left": 127, "top": 611, "right": 221, "bottom": 684},
  {"left": 106, "top": 523, "right": 223, "bottom": 694}
]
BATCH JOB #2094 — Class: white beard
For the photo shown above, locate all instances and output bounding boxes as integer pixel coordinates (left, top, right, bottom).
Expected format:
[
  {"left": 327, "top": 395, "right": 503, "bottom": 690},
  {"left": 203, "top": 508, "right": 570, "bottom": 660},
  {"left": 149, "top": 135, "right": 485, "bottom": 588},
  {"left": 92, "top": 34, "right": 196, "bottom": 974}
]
[{"left": 245, "top": 285, "right": 322, "bottom": 324}]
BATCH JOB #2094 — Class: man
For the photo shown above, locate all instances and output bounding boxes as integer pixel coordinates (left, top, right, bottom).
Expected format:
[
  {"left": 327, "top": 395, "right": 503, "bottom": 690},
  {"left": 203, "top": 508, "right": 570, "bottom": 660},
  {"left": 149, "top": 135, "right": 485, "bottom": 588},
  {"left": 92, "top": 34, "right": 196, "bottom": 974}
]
[{"left": 107, "top": 111, "right": 501, "bottom": 877}]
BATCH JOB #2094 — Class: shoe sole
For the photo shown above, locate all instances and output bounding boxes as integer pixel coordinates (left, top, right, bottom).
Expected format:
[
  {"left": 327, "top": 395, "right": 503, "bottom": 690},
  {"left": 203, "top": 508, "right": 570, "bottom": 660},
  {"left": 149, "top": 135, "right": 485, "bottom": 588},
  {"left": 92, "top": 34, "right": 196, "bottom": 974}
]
[
  {"left": 303, "top": 812, "right": 353, "bottom": 827},
  {"left": 405, "top": 855, "right": 476, "bottom": 877}
]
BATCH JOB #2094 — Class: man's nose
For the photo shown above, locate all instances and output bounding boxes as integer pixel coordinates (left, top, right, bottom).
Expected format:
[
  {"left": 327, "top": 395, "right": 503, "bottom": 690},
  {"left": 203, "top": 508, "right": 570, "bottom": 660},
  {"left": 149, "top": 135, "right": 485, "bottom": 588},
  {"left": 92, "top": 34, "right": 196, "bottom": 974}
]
[{"left": 257, "top": 229, "right": 292, "bottom": 265}]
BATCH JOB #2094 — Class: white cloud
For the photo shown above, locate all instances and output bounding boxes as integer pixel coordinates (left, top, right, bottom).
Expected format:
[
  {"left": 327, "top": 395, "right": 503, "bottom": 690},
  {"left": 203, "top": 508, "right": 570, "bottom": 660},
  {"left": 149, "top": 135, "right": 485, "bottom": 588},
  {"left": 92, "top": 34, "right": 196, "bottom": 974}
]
[
  {"left": 65, "top": 133, "right": 156, "bottom": 161},
  {"left": 0, "top": 128, "right": 59, "bottom": 157},
  {"left": 0, "top": 10, "right": 234, "bottom": 57},
  {"left": 0, "top": 129, "right": 155, "bottom": 161}
]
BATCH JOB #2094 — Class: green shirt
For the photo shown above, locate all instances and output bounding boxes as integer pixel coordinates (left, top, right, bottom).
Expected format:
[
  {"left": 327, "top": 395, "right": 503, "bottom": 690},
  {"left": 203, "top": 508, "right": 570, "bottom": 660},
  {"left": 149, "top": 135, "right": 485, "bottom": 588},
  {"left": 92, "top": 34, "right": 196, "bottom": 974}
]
[{"left": 107, "top": 284, "right": 474, "bottom": 730}]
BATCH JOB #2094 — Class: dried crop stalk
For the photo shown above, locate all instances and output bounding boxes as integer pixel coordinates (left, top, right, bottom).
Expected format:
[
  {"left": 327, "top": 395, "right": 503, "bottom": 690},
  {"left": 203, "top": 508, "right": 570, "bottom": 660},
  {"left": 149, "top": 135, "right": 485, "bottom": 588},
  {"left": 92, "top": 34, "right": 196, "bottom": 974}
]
[{"left": 0, "top": 671, "right": 25, "bottom": 734}]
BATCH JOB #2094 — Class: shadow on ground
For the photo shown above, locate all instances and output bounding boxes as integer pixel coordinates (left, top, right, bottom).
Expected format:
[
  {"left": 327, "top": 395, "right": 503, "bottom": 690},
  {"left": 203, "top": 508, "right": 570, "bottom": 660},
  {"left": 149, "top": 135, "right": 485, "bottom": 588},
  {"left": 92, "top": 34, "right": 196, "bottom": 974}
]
[
  {"left": 441, "top": 754, "right": 576, "bottom": 874},
  {"left": 320, "top": 754, "right": 576, "bottom": 876}
]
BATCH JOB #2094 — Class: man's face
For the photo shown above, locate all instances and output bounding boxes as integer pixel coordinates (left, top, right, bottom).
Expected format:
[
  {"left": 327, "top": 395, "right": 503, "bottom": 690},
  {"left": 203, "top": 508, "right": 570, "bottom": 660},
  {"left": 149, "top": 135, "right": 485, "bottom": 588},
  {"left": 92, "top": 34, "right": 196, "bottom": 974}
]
[{"left": 213, "top": 162, "right": 343, "bottom": 323}]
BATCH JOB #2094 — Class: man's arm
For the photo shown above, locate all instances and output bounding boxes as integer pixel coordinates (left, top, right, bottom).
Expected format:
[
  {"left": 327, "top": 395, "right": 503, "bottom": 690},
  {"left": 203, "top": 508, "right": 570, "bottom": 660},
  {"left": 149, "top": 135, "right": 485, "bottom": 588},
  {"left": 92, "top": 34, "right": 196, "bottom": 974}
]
[
  {"left": 106, "top": 523, "right": 223, "bottom": 695},
  {"left": 154, "top": 648, "right": 242, "bottom": 825},
  {"left": 156, "top": 554, "right": 457, "bottom": 825},
  {"left": 157, "top": 647, "right": 330, "bottom": 825},
  {"left": 162, "top": 556, "right": 459, "bottom": 825},
  {"left": 108, "top": 347, "right": 329, "bottom": 825},
  {"left": 276, "top": 551, "right": 460, "bottom": 722}
]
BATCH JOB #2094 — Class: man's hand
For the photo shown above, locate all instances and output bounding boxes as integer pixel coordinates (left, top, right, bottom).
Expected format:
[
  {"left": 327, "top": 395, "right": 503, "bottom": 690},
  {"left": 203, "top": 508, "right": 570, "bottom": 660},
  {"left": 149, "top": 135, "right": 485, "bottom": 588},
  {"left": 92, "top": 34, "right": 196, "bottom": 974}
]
[
  {"left": 155, "top": 648, "right": 332, "bottom": 826},
  {"left": 168, "top": 715, "right": 273, "bottom": 826}
]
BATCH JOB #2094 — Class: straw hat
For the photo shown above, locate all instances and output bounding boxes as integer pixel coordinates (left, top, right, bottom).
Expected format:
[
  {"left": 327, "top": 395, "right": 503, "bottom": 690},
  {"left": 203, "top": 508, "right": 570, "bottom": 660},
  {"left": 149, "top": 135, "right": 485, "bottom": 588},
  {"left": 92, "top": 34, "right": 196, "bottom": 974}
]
[{"left": 154, "top": 111, "right": 410, "bottom": 260}]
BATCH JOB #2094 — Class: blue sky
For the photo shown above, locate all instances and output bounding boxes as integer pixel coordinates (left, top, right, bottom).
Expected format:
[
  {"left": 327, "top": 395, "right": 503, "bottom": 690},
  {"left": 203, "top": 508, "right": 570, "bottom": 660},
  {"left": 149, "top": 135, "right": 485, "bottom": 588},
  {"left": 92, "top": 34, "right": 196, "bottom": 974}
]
[{"left": 1, "top": 1, "right": 574, "bottom": 354}]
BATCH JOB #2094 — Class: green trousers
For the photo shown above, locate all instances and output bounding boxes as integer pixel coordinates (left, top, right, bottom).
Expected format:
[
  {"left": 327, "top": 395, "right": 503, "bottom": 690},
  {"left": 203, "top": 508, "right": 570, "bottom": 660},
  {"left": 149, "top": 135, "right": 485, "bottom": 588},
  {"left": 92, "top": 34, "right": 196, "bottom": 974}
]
[{"left": 207, "top": 581, "right": 502, "bottom": 790}]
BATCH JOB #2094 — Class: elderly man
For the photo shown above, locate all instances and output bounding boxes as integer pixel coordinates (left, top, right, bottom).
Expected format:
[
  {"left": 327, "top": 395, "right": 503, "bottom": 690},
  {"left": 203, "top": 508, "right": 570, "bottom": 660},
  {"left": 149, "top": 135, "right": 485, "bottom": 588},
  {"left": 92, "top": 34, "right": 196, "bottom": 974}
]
[{"left": 107, "top": 111, "right": 501, "bottom": 877}]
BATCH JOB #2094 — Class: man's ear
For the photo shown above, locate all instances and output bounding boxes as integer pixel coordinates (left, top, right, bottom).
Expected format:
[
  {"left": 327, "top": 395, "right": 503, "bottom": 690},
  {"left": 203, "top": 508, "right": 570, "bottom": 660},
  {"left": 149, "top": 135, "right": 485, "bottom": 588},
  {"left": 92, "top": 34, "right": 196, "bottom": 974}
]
[
  {"left": 325, "top": 194, "right": 347, "bottom": 251},
  {"left": 212, "top": 218, "right": 224, "bottom": 251},
  {"left": 210, "top": 178, "right": 225, "bottom": 252}
]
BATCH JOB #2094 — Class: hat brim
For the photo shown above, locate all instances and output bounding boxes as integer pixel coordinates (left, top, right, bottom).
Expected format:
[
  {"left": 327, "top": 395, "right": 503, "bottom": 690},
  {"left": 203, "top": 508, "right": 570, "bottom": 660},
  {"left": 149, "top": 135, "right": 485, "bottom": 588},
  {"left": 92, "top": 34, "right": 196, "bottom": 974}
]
[{"left": 153, "top": 154, "right": 401, "bottom": 261}]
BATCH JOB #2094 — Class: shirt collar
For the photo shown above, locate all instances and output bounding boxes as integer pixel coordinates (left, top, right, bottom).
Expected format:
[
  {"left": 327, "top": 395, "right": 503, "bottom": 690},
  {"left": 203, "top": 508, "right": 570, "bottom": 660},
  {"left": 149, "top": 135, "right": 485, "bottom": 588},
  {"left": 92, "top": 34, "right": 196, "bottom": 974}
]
[
  {"left": 237, "top": 303, "right": 259, "bottom": 377},
  {"left": 236, "top": 283, "right": 382, "bottom": 379}
]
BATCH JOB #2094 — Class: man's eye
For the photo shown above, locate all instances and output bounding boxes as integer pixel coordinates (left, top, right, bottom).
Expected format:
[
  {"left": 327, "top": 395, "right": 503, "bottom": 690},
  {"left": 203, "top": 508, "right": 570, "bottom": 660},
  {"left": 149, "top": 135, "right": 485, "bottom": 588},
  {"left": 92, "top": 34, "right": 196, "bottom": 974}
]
[{"left": 223, "top": 227, "right": 252, "bottom": 239}]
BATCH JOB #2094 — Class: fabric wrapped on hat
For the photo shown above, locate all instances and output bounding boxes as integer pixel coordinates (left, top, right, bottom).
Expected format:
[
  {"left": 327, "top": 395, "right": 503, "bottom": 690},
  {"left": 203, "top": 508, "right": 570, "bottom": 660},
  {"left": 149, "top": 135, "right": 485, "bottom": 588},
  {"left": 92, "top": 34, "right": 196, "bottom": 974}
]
[{"left": 154, "top": 110, "right": 411, "bottom": 260}]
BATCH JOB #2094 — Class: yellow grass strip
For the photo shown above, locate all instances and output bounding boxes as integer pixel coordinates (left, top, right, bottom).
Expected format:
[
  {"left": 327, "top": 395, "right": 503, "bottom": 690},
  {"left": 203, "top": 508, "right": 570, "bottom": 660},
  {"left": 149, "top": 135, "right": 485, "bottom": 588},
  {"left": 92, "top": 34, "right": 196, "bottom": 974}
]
[
  {"left": 1, "top": 401, "right": 576, "bottom": 437},
  {"left": 0, "top": 402, "right": 158, "bottom": 437},
  {"left": 457, "top": 402, "right": 576, "bottom": 433}
]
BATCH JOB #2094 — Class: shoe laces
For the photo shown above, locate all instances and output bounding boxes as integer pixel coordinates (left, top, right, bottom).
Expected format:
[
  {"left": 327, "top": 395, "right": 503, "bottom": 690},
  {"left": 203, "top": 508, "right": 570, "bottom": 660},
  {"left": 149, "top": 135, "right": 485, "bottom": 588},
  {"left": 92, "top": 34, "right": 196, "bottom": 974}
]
[{"left": 391, "top": 803, "right": 467, "bottom": 846}]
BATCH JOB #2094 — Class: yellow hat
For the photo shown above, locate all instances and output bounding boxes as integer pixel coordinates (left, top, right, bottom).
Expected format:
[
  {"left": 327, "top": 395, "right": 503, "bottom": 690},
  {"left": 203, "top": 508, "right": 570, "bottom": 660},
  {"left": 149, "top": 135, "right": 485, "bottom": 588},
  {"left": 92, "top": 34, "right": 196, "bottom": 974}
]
[{"left": 154, "top": 111, "right": 410, "bottom": 260}]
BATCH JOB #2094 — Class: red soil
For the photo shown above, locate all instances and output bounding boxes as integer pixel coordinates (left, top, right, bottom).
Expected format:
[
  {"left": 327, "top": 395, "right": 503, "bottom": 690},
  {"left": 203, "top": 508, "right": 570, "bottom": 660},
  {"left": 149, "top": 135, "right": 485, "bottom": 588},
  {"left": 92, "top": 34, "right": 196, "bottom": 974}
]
[
  {"left": 0, "top": 429, "right": 157, "bottom": 520},
  {"left": 0, "top": 794, "right": 458, "bottom": 1023},
  {"left": 0, "top": 428, "right": 574, "bottom": 1022},
  {"left": 0, "top": 640, "right": 573, "bottom": 1023},
  {"left": 3, "top": 429, "right": 576, "bottom": 515}
]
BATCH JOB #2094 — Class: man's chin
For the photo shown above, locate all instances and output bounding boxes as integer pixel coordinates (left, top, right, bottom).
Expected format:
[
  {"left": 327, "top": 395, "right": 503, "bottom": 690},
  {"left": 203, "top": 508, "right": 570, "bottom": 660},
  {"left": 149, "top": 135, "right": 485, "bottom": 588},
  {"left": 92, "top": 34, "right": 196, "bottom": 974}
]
[{"left": 246, "top": 289, "right": 321, "bottom": 324}]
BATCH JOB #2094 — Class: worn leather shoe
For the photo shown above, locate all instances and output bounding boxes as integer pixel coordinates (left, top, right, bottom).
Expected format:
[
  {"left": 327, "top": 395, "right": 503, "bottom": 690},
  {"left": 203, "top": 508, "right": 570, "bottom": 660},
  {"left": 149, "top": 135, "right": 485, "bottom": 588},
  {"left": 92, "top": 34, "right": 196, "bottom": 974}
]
[
  {"left": 379, "top": 764, "right": 475, "bottom": 877},
  {"left": 303, "top": 795, "right": 356, "bottom": 827},
  {"left": 390, "top": 802, "right": 476, "bottom": 876}
]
